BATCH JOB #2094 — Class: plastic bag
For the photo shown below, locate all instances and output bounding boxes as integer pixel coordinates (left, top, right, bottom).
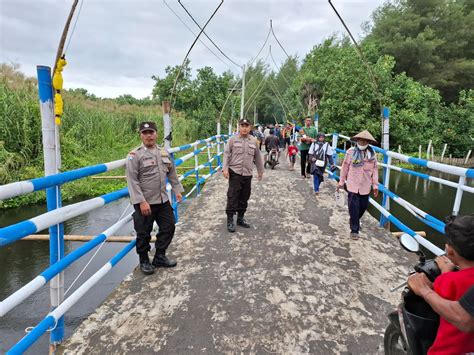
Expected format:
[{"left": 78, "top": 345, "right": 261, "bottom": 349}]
[{"left": 335, "top": 190, "right": 345, "bottom": 207}]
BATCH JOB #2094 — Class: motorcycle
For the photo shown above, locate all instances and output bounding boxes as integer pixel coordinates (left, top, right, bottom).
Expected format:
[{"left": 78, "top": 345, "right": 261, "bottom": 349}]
[
  {"left": 264, "top": 148, "right": 279, "bottom": 169},
  {"left": 384, "top": 233, "right": 441, "bottom": 355}
]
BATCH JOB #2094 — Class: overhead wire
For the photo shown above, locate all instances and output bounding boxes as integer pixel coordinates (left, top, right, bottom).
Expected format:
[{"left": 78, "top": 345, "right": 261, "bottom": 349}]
[
  {"left": 247, "top": 23, "right": 272, "bottom": 66},
  {"left": 217, "top": 24, "right": 274, "bottom": 122},
  {"left": 64, "top": 0, "right": 85, "bottom": 54},
  {"left": 169, "top": 0, "right": 224, "bottom": 111},
  {"left": 267, "top": 84, "right": 288, "bottom": 119},
  {"left": 269, "top": 45, "right": 305, "bottom": 115},
  {"left": 327, "top": 0, "right": 383, "bottom": 112},
  {"left": 270, "top": 19, "right": 290, "bottom": 59},
  {"left": 178, "top": 0, "right": 242, "bottom": 69},
  {"left": 244, "top": 75, "right": 269, "bottom": 116},
  {"left": 163, "top": 0, "right": 235, "bottom": 71},
  {"left": 267, "top": 76, "right": 292, "bottom": 115}
]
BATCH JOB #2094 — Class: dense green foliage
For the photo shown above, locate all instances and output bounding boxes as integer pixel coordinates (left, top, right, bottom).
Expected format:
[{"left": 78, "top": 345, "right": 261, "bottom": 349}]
[
  {"left": 366, "top": 0, "right": 474, "bottom": 103},
  {"left": 0, "top": 64, "right": 196, "bottom": 208},
  {"left": 152, "top": 35, "right": 472, "bottom": 156},
  {"left": 1, "top": 0, "right": 473, "bottom": 209}
]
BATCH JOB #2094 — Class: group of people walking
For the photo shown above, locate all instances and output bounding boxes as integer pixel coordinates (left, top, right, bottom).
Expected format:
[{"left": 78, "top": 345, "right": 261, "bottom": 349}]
[
  {"left": 125, "top": 118, "right": 380, "bottom": 274},
  {"left": 123, "top": 119, "right": 474, "bottom": 355}
]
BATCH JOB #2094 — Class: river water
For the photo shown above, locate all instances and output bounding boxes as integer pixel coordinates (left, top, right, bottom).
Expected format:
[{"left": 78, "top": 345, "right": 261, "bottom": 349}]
[{"left": 0, "top": 169, "right": 473, "bottom": 353}]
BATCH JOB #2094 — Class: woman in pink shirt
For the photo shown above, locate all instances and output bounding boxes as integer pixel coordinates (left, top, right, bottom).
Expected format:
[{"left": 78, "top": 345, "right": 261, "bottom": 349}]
[{"left": 337, "top": 130, "right": 379, "bottom": 240}]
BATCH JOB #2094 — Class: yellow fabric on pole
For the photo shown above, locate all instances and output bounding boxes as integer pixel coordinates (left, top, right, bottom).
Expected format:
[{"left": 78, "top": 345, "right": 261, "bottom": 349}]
[
  {"left": 52, "top": 57, "right": 67, "bottom": 91},
  {"left": 53, "top": 56, "right": 67, "bottom": 126},
  {"left": 54, "top": 93, "right": 63, "bottom": 123}
]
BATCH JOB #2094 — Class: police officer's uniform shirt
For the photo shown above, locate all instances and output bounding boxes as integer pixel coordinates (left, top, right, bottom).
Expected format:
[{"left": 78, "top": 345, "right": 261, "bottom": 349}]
[
  {"left": 126, "top": 145, "right": 184, "bottom": 205},
  {"left": 223, "top": 135, "right": 264, "bottom": 176}
]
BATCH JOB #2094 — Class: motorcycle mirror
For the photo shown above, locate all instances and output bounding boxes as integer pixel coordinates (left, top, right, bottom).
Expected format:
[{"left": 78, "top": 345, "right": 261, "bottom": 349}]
[{"left": 399, "top": 233, "right": 420, "bottom": 253}]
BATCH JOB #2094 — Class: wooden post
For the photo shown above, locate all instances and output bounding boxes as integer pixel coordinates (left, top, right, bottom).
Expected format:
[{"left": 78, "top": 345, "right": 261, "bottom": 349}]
[
  {"left": 163, "top": 101, "right": 172, "bottom": 150},
  {"left": 426, "top": 140, "right": 432, "bottom": 160},
  {"left": 418, "top": 145, "right": 422, "bottom": 159},
  {"left": 441, "top": 144, "right": 447, "bottom": 162},
  {"left": 398, "top": 145, "right": 401, "bottom": 154},
  {"left": 465, "top": 150, "right": 472, "bottom": 165}
]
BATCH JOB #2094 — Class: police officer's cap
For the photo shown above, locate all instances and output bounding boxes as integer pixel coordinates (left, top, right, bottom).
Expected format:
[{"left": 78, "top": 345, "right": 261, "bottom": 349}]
[
  {"left": 239, "top": 118, "right": 251, "bottom": 125},
  {"left": 139, "top": 121, "right": 157, "bottom": 133}
]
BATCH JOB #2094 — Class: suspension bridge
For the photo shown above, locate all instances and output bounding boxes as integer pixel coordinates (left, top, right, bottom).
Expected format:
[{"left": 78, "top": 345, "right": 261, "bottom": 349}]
[
  {"left": 1, "top": 101, "right": 472, "bottom": 352},
  {"left": 1, "top": 0, "right": 474, "bottom": 354}
]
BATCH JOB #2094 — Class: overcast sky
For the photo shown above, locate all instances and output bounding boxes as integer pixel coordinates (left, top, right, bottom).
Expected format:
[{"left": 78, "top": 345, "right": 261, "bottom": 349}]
[{"left": 0, "top": 0, "right": 384, "bottom": 98}]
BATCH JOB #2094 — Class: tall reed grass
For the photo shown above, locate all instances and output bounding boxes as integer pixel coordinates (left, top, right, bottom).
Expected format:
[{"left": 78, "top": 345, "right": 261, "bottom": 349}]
[{"left": 0, "top": 64, "right": 198, "bottom": 207}]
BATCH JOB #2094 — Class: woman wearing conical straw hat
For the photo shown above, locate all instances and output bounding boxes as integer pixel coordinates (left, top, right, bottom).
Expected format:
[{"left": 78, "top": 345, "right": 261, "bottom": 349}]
[{"left": 336, "top": 130, "right": 379, "bottom": 240}]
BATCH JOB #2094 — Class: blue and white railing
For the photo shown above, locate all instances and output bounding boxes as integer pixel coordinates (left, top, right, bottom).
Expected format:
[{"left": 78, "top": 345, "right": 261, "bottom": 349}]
[
  {"left": 0, "top": 133, "right": 228, "bottom": 354},
  {"left": 330, "top": 133, "right": 473, "bottom": 256}
]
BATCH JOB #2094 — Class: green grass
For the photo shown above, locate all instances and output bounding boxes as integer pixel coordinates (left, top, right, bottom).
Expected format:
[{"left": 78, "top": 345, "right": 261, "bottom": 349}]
[{"left": 0, "top": 64, "right": 218, "bottom": 209}]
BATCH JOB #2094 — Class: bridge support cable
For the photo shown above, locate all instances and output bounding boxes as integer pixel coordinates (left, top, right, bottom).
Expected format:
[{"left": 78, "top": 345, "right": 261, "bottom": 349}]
[
  {"left": 327, "top": 0, "right": 382, "bottom": 112},
  {"left": 270, "top": 19, "right": 290, "bottom": 59},
  {"left": 267, "top": 77, "right": 293, "bottom": 117},
  {"left": 243, "top": 75, "right": 269, "bottom": 113},
  {"left": 244, "top": 81, "right": 269, "bottom": 119},
  {"left": 169, "top": 0, "right": 224, "bottom": 111},
  {"left": 247, "top": 21, "right": 272, "bottom": 67},
  {"left": 163, "top": 0, "right": 237, "bottom": 71},
  {"left": 177, "top": 0, "right": 242, "bottom": 69},
  {"left": 266, "top": 82, "right": 289, "bottom": 119},
  {"left": 269, "top": 46, "right": 305, "bottom": 116}
]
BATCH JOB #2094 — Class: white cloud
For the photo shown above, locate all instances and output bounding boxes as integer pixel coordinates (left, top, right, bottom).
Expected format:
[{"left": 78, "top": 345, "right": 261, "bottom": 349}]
[{"left": 0, "top": 0, "right": 384, "bottom": 98}]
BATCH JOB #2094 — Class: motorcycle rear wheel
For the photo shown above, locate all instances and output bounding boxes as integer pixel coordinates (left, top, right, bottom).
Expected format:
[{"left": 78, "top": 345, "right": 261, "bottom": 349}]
[{"left": 384, "top": 323, "right": 408, "bottom": 355}]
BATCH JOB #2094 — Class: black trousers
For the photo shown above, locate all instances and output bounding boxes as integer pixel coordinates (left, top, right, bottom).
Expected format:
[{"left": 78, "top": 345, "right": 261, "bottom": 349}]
[
  {"left": 226, "top": 169, "right": 252, "bottom": 217},
  {"left": 347, "top": 192, "right": 370, "bottom": 234},
  {"left": 133, "top": 201, "right": 175, "bottom": 256},
  {"left": 300, "top": 149, "right": 311, "bottom": 176}
]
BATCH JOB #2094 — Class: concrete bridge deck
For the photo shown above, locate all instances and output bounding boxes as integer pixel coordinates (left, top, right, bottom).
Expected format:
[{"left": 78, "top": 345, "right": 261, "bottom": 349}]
[{"left": 63, "top": 160, "right": 415, "bottom": 354}]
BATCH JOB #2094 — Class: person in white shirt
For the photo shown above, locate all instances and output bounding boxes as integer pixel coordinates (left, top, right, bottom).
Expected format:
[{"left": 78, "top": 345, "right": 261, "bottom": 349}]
[{"left": 308, "top": 133, "right": 335, "bottom": 195}]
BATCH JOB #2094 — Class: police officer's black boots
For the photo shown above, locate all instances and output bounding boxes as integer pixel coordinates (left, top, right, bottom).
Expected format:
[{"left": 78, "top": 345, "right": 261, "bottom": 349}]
[
  {"left": 227, "top": 214, "right": 236, "bottom": 233},
  {"left": 139, "top": 254, "right": 154, "bottom": 275},
  {"left": 237, "top": 213, "right": 251, "bottom": 228},
  {"left": 152, "top": 252, "right": 177, "bottom": 268}
]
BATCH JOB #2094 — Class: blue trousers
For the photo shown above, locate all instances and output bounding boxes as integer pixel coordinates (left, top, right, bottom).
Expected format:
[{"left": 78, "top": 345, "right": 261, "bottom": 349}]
[
  {"left": 347, "top": 192, "right": 369, "bottom": 234},
  {"left": 312, "top": 174, "right": 321, "bottom": 192}
]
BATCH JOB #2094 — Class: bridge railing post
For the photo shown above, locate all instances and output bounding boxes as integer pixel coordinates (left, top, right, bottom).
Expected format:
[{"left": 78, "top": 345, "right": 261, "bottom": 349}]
[
  {"left": 331, "top": 133, "right": 339, "bottom": 180},
  {"left": 163, "top": 101, "right": 178, "bottom": 221},
  {"left": 37, "top": 65, "right": 65, "bottom": 347},
  {"left": 380, "top": 107, "right": 390, "bottom": 227},
  {"left": 194, "top": 144, "right": 200, "bottom": 195},
  {"left": 216, "top": 122, "right": 221, "bottom": 173},
  {"left": 452, "top": 176, "right": 466, "bottom": 216}
]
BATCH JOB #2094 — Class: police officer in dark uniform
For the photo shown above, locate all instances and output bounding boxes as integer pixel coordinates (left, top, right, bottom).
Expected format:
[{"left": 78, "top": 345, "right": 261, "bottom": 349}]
[
  {"left": 125, "top": 122, "right": 184, "bottom": 275},
  {"left": 223, "top": 118, "right": 264, "bottom": 232}
]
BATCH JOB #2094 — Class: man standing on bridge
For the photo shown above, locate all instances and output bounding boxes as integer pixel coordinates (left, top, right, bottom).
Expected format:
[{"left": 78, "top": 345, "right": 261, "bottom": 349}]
[
  {"left": 299, "top": 117, "right": 317, "bottom": 179},
  {"left": 126, "top": 121, "right": 184, "bottom": 275},
  {"left": 223, "top": 118, "right": 264, "bottom": 233}
]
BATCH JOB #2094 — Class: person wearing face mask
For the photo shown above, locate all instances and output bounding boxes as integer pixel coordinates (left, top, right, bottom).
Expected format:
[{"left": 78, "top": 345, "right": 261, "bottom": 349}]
[
  {"left": 337, "top": 130, "right": 379, "bottom": 240},
  {"left": 308, "top": 133, "right": 335, "bottom": 196}
]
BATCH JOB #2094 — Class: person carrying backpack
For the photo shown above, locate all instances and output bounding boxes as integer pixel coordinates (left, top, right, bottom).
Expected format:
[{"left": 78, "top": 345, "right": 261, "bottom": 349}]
[{"left": 308, "top": 133, "right": 335, "bottom": 195}]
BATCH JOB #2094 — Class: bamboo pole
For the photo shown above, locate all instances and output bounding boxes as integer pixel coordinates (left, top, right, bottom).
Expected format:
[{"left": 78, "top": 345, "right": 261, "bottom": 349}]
[
  {"left": 23, "top": 235, "right": 143, "bottom": 243},
  {"left": 392, "top": 231, "right": 426, "bottom": 238},
  {"left": 465, "top": 150, "right": 472, "bottom": 165}
]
